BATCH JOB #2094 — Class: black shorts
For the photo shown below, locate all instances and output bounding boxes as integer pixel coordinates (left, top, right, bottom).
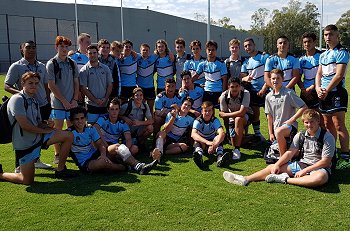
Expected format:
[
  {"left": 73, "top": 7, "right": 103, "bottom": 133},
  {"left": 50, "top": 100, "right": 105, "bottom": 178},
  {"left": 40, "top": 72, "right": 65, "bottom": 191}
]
[
  {"left": 164, "top": 135, "right": 188, "bottom": 148},
  {"left": 141, "top": 87, "right": 156, "bottom": 100},
  {"left": 249, "top": 90, "right": 266, "bottom": 107},
  {"left": 120, "top": 86, "right": 136, "bottom": 100},
  {"left": 86, "top": 104, "right": 108, "bottom": 114},
  {"left": 40, "top": 103, "right": 52, "bottom": 121},
  {"left": 319, "top": 87, "right": 348, "bottom": 114},
  {"left": 71, "top": 151, "right": 100, "bottom": 172},
  {"left": 203, "top": 91, "right": 222, "bottom": 108},
  {"left": 300, "top": 89, "right": 319, "bottom": 109}
]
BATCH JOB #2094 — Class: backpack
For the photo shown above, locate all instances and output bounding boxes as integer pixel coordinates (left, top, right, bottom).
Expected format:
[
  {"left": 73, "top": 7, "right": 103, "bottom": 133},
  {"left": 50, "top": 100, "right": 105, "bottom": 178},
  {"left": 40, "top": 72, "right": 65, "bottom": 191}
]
[
  {"left": 51, "top": 57, "right": 76, "bottom": 82},
  {"left": 122, "top": 99, "right": 147, "bottom": 120},
  {"left": 0, "top": 94, "right": 29, "bottom": 144},
  {"left": 223, "top": 89, "right": 245, "bottom": 106}
]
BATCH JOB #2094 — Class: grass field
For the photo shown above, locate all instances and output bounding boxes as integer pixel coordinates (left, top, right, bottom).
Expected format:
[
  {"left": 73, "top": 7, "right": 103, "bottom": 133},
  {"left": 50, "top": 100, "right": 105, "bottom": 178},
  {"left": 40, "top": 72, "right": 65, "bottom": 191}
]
[{"left": 1, "top": 72, "right": 350, "bottom": 231}]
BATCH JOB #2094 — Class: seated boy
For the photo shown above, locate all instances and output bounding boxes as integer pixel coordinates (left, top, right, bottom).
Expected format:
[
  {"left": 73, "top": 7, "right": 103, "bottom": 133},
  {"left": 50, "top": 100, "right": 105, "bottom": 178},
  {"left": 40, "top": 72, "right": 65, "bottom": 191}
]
[
  {"left": 223, "top": 109, "right": 335, "bottom": 188},
  {"left": 151, "top": 97, "right": 195, "bottom": 162},
  {"left": 265, "top": 68, "right": 307, "bottom": 156},
  {"left": 219, "top": 77, "right": 253, "bottom": 160},
  {"left": 191, "top": 101, "right": 229, "bottom": 169},
  {"left": 69, "top": 107, "right": 157, "bottom": 174}
]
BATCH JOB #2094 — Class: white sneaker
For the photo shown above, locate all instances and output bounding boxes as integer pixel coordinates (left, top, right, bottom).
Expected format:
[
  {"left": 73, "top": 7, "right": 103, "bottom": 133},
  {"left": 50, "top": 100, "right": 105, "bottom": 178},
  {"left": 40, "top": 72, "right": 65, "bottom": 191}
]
[
  {"left": 265, "top": 173, "right": 289, "bottom": 184},
  {"left": 35, "top": 159, "right": 52, "bottom": 169},
  {"left": 53, "top": 155, "right": 60, "bottom": 164},
  {"left": 232, "top": 149, "right": 241, "bottom": 160},
  {"left": 223, "top": 171, "right": 248, "bottom": 186}
]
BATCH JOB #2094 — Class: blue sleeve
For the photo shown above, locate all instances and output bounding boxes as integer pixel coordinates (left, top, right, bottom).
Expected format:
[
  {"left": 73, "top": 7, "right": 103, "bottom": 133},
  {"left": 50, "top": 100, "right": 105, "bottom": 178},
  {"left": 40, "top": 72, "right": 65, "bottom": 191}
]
[
  {"left": 91, "top": 127, "right": 101, "bottom": 142},
  {"left": 196, "top": 62, "right": 204, "bottom": 75},
  {"left": 220, "top": 62, "right": 228, "bottom": 76},
  {"left": 96, "top": 117, "right": 104, "bottom": 127},
  {"left": 184, "top": 60, "right": 190, "bottom": 71},
  {"left": 336, "top": 49, "right": 350, "bottom": 64},
  {"left": 293, "top": 57, "right": 300, "bottom": 69},
  {"left": 241, "top": 62, "right": 247, "bottom": 73},
  {"left": 265, "top": 57, "right": 272, "bottom": 72},
  {"left": 193, "top": 119, "right": 200, "bottom": 130},
  {"left": 165, "top": 112, "right": 172, "bottom": 123},
  {"left": 213, "top": 118, "right": 223, "bottom": 130},
  {"left": 121, "top": 122, "right": 130, "bottom": 133},
  {"left": 155, "top": 96, "right": 163, "bottom": 110}
]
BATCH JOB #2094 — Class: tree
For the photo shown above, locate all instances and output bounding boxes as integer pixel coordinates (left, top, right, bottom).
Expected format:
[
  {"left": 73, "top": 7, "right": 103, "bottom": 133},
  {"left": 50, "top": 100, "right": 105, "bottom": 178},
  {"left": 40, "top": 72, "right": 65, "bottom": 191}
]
[
  {"left": 250, "top": 8, "right": 270, "bottom": 33},
  {"left": 336, "top": 10, "right": 350, "bottom": 49},
  {"left": 218, "top": 17, "right": 236, "bottom": 30}
]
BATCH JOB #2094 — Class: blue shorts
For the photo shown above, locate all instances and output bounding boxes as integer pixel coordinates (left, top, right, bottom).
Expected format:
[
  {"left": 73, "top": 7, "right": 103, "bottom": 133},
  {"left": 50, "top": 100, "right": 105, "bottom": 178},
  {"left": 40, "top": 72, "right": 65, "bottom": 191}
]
[
  {"left": 288, "top": 161, "right": 330, "bottom": 176},
  {"left": 50, "top": 109, "right": 70, "bottom": 120},
  {"left": 15, "top": 132, "right": 54, "bottom": 166},
  {"left": 228, "top": 114, "right": 252, "bottom": 138},
  {"left": 87, "top": 113, "right": 108, "bottom": 124}
]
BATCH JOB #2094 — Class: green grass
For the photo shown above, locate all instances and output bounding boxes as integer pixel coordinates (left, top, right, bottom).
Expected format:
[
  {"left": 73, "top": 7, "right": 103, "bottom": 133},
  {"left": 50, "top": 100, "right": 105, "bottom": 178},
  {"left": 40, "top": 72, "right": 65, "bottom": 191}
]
[{"left": 1, "top": 71, "right": 350, "bottom": 231}]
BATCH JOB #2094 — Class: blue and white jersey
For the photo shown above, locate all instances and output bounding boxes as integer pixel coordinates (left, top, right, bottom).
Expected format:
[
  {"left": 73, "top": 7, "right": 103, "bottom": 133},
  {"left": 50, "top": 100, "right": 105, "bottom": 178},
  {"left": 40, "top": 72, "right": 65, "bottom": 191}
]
[
  {"left": 96, "top": 116, "right": 130, "bottom": 144},
  {"left": 192, "top": 116, "right": 222, "bottom": 141},
  {"left": 299, "top": 50, "right": 322, "bottom": 89},
  {"left": 155, "top": 92, "right": 182, "bottom": 115},
  {"left": 70, "top": 126, "right": 101, "bottom": 166},
  {"left": 196, "top": 58, "right": 227, "bottom": 92},
  {"left": 117, "top": 54, "right": 140, "bottom": 87},
  {"left": 184, "top": 56, "right": 206, "bottom": 85},
  {"left": 165, "top": 112, "right": 194, "bottom": 141},
  {"left": 265, "top": 53, "right": 300, "bottom": 87},
  {"left": 70, "top": 51, "right": 89, "bottom": 70},
  {"left": 155, "top": 55, "right": 174, "bottom": 89},
  {"left": 319, "top": 44, "right": 349, "bottom": 91},
  {"left": 137, "top": 54, "right": 158, "bottom": 88},
  {"left": 178, "top": 85, "right": 204, "bottom": 112},
  {"left": 241, "top": 51, "right": 269, "bottom": 91}
]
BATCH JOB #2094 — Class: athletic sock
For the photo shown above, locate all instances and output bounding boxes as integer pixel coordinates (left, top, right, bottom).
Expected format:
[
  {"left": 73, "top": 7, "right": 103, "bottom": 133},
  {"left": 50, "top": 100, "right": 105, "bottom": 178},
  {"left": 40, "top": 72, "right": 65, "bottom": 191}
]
[
  {"left": 252, "top": 121, "right": 261, "bottom": 136},
  {"left": 216, "top": 146, "right": 223, "bottom": 156},
  {"left": 134, "top": 162, "right": 145, "bottom": 171},
  {"left": 195, "top": 147, "right": 203, "bottom": 156},
  {"left": 235, "top": 146, "right": 240, "bottom": 151},
  {"left": 155, "top": 137, "right": 164, "bottom": 153}
]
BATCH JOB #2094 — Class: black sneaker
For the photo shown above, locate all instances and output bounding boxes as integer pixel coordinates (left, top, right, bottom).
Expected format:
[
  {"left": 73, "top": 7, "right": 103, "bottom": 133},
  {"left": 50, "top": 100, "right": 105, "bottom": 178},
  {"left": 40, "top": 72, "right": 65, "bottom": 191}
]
[
  {"left": 139, "top": 160, "right": 158, "bottom": 175},
  {"left": 55, "top": 168, "right": 79, "bottom": 179},
  {"left": 217, "top": 152, "right": 230, "bottom": 167},
  {"left": 0, "top": 163, "right": 3, "bottom": 174},
  {"left": 193, "top": 151, "right": 203, "bottom": 169}
]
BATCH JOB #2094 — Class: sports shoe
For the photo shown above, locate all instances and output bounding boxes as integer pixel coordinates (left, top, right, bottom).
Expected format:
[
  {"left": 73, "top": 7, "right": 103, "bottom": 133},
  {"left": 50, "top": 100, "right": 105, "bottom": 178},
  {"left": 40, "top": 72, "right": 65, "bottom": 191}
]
[
  {"left": 14, "top": 166, "right": 20, "bottom": 173},
  {"left": 217, "top": 152, "right": 230, "bottom": 167},
  {"left": 223, "top": 171, "right": 248, "bottom": 186},
  {"left": 232, "top": 149, "right": 241, "bottom": 160},
  {"left": 139, "top": 160, "right": 158, "bottom": 175},
  {"left": 53, "top": 154, "right": 60, "bottom": 164},
  {"left": 336, "top": 158, "right": 350, "bottom": 170},
  {"left": 265, "top": 172, "right": 289, "bottom": 184},
  {"left": 0, "top": 163, "right": 3, "bottom": 174},
  {"left": 193, "top": 151, "right": 203, "bottom": 169},
  {"left": 55, "top": 168, "right": 79, "bottom": 179},
  {"left": 35, "top": 159, "right": 52, "bottom": 169}
]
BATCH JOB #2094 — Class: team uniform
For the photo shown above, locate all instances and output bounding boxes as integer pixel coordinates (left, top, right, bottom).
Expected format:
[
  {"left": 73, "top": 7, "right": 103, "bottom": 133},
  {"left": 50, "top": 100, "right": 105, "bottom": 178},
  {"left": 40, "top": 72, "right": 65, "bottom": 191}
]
[
  {"left": 137, "top": 54, "right": 158, "bottom": 100},
  {"left": 183, "top": 56, "right": 206, "bottom": 85},
  {"left": 69, "top": 125, "right": 102, "bottom": 172},
  {"left": 196, "top": 58, "right": 227, "bottom": 107},
  {"left": 319, "top": 44, "right": 349, "bottom": 114},
  {"left": 117, "top": 54, "right": 140, "bottom": 99},
  {"left": 99, "top": 54, "right": 121, "bottom": 98},
  {"left": 219, "top": 89, "right": 253, "bottom": 138},
  {"left": 46, "top": 55, "right": 79, "bottom": 120},
  {"left": 70, "top": 51, "right": 89, "bottom": 70},
  {"left": 241, "top": 51, "right": 269, "bottom": 107},
  {"left": 155, "top": 92, "right": 182, "bottom": 116},
  {"left": 299, "top": 50, "right": 322, "bottom": 108},
  {"left": 164, "top": 112, "right": 194, "bottom": 145},
  {"left": 265, "top": 86, "right": 306, "bottom": 134},
  {"left": 5, "top": 58, "right": 51, "bottom": 120},
  {"left": 95, "top": 116, "right": 130, "bottom": 145},
  {"left": 7, "top": 91, "right": 53, "bottom": 166},
  {"left": 289, "top": 127, "right": 335, "bottom": 175},
  {"left": 79, "top": 62, "right": 113, "bottom": 123},
  {"left": 178, "top": 85, "right": 204, "bottom": 113},
  {"left": 225, "top": 56, "right": 244, "bottom": 79},
  {"left": 265, "top": 53, "right": 300, "bottom": 88},
  {"left": 174, "top": 53, "right": 191, "bottom": 89},
  {"left": 155, "top": 55, "right": 174, "bottom": 93}
]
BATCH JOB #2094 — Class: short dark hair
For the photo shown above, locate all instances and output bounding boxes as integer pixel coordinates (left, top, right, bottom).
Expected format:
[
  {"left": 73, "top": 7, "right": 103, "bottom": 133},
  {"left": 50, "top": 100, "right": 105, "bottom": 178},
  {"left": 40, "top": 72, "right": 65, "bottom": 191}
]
[
  {"left": 87, "top": 45, "right": 98, "bottom": 51},
  {"left": 165, "top": 78, "right": 176, "bottom": 84},
  {"left": 190, "top": 40, "right": 201, "bottom": 49},
  {"left": 180, "top": 70, "right": 192, "bottom": 79},
  {"left": 324, "top": 24, "right": 338, "bottom": 32},
  {"left": 228, "top": 77, "right": 241, "bottom": 85},
  {"left": 108, "top": 97, "right": 120, "bottom": 109},
  {"left": 302, "top": 32, "right": 317, "bottom": 41},
  {"left": 270, "top": 68, "right": 284, "bottom": 78},
  {"left": 277, "top": 35, "right": 289, "bottom": 42},
  {"left": 70, "top": 106, "right": 87, "bottom": 121},
  {"left": 122, "top": 39, "right": 133, "bottom": 47},
  {"left": 21, "top": 71, "right": 41, "bottom": 83},
  {"left": 175, "top": 37, "right": 186, "bottom": 47},
  {"left": 244, "top": 37, "right": 255, "bottom": 44},
  {"left": 206, "top": 40, "right": 218, "bottom": 50},
  {"left": 182, "top": 96, "right": 194, "bottom": 106},
  {"left": 98, "top": 39, "right": 110, "bottom": 48}
]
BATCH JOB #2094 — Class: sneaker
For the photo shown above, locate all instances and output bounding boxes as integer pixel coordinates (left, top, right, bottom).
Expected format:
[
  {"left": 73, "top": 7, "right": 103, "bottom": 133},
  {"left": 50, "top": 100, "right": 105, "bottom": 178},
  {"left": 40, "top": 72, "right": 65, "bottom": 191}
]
[
  {"left": 336, "top": 158, "right": 350, "bottom": 170},
  {"left": 35, "top": 159, "right": 52, "bottom": 169},
  {"left": 53, "top": 154, "right": 60, "bottom": 164},
  {"left": 217, "top": 152, "right": 230, "bottom": 167},
  {"left": 14, "top": 166, "right": 20, "bottom": 173},
  {"left": 193, "top": 151, "right": 203, "bottom": 169},
  {"left": 223, "top": 171, "right": 248, "bottom": 186},
  {"left": 232, "top": 149, "right": 241, "bottom": 160},
  {"left": 55, "top": 168, "right": 79, "bottom": 179},
  {"left": 151, "top": 148, "right": 162, "bottom": 162},
  {"left": 265, "top": 172, "right": 289, "bottom": 184},
  {"left": 139, "top": 160, "right": 158, "bottom": 175},
  {"left": 0, "top": 164, "right": 3, "bottom": 174}
]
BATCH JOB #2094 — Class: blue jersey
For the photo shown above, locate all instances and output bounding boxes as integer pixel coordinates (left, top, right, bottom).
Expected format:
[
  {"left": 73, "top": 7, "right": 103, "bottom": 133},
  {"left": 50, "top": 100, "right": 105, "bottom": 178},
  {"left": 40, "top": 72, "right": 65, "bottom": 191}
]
[
  {"left": 319, "top": 44, "right": 349, "bottom": 91},
  {"left": 165, "top": 112, "right": 194, "bottom": 141},
  {"left": 137, "top": 54, "right": 158, "bottom": 88},
  {"left": 117, "top": 54, "right": 140, "bottom": 87},
  {"left": 196, "top": 58, "right": 227, "bottom": 92},
  {"left": 96, "top": 116, "right": 130, "bottom": 144},
  {"left": 192, "top": 116, "right": 222, "bottom": 141},
  {"left": 70, "top": 126, "right": 101, "bottom": 166},
  {"left": 155, "top": 92, "right": 182, "bottom": 115},
  {"left": 299, "top": 50, "right": 322, "bottom": 89},
  {"left": 241, "top": 51, "right": 269, "bottom": 91},
  {"left": 155, "top": 55, "right": 174, "bottom": 89},
  {"left": 70, "top": 51, "right": 89, "bottom": 70},
  {"left": 179, "top": 85, "right": 204, "bottom": 112},
  {"left": 184, "top": 56, "right": 206, "bottom": 85},
  {"left": 265, "top": 53, "right": 300, "bottom": 87}
]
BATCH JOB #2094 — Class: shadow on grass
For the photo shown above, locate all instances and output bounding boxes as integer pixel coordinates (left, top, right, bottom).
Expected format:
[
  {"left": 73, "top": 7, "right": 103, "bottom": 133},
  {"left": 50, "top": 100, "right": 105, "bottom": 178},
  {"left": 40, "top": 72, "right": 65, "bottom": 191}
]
[
  {"left": 312, "top": 168, "right": 350, "bottom": 193},
  {"left": 25, "top": 172, "right": 141, "bottom": 196}
]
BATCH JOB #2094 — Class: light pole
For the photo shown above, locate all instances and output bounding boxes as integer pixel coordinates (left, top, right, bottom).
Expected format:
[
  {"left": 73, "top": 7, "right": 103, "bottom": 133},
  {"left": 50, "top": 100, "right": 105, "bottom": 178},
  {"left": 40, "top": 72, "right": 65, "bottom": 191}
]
[
  {"left": 74, "top": 0, "right": 79, "bottom": 46},
  {"left": 207, "top": 0, "right": 210, "bottom": 41},
  {"left": 121, "top": 0, "right": 124, "bottom": 41},
  {"left": 319, "top": 0, "right": 323, "bottom": 49}
]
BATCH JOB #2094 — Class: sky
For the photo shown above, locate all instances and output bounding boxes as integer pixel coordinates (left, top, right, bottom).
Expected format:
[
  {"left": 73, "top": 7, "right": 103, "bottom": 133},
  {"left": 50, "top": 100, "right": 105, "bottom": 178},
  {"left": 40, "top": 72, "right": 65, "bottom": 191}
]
[{"left": 29, "top": 0, "right": 350, "bottom": 30}]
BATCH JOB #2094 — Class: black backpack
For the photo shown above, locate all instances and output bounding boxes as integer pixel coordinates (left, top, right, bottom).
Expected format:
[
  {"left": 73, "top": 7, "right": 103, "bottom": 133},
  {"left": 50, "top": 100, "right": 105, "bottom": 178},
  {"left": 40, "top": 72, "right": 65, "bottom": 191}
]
[
  {"left": 51, "top": 57, "right": 76, "bottom": 82},
  {"left": 0, "top": 94, "right": 29, "bottom": 144},
  {"left": 223, "top": 89, "right": 245, "bottom": 105}
]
